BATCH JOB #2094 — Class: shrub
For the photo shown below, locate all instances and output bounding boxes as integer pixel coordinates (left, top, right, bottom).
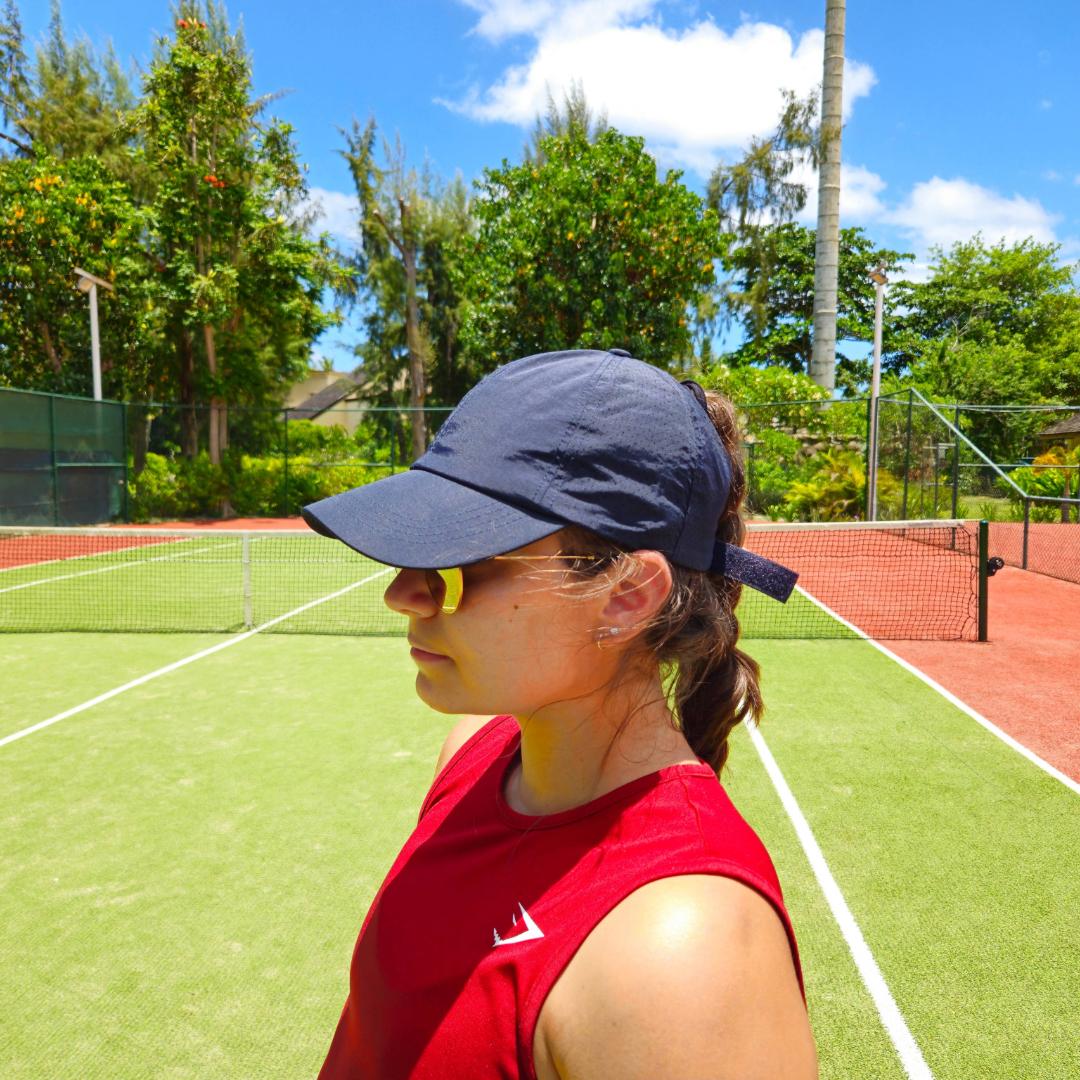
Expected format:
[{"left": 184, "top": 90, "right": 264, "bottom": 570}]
[{"left": 128, "top": 451, "right": 396, "bottom": 521}]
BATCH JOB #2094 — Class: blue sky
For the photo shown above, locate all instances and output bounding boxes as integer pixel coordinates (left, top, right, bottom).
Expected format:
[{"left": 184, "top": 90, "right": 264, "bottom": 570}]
[{"left": 21, "top": 0, "right": 1080, "bottom": 367}]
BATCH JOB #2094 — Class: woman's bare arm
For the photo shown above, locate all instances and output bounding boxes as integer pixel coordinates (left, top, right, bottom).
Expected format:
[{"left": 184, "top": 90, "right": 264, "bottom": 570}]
[{"left": 534, "top": 874, "right": 817, "bottom": 1080}]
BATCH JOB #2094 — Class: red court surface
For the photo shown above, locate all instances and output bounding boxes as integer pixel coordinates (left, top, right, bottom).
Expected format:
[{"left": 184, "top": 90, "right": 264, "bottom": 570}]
[
  {"left": 111, "top": 517, "right": 312, "bottom": 530},
  {"left": 888, "top": 566, "right": 1080, "bottom": 783},
  {"left": 0, "top": 533, "right": 179, "bottom": 570}
]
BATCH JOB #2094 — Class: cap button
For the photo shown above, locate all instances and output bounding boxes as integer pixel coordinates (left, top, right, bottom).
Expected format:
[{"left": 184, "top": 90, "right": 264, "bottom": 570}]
[{"left": 608, "top": 348, "right": 632, "bottom": 358}]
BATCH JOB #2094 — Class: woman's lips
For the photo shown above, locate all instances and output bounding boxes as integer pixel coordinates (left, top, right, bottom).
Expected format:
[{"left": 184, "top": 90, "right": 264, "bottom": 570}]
[{"left": 409, "top": 639, "right": 450, "bottom": 663}]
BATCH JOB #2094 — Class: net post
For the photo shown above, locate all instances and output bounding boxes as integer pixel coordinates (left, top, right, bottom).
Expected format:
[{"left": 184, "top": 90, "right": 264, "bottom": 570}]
[
  {"left": 242, "top": 531, "right": 253, "bottom": 630},
  {"left": 978, "top": 519, "right": 989, "bottom": 642},
  {"left": 951, "top": 406, "right": 961, "bottom": 520},
  {"left": 1022, "top": 499, "right": 1030, "bottom": 569},
  {"left": 901, "top": 390, "right": 912, "bottom": 520}
]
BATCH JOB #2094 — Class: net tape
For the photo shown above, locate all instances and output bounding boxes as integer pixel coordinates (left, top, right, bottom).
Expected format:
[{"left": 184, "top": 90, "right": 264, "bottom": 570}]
[{"left": 0, "top": 520, "right": 980, "bottom": 640}]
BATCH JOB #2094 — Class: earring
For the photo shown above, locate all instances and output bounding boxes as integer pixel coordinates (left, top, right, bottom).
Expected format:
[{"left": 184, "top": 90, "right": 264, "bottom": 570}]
[{"left": 594, "top": 626, "right": 622, "bottom": 650}]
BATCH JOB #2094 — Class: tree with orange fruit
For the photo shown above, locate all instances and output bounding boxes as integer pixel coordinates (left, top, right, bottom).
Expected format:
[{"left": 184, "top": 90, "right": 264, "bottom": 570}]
[{"left": 127, "top": 2, "right": 347, "bottom": 464}]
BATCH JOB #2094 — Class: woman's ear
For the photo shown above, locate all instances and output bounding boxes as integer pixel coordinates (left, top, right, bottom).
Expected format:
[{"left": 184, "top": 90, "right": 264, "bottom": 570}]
[{"left": 597, "top": 551, "right": 672, "bottom": 643}]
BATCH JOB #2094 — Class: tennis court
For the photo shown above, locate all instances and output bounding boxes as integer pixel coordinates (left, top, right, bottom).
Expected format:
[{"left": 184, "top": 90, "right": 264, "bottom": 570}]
[{"left": 2, "top": 523, "right": 1078, "bottom": 1078}]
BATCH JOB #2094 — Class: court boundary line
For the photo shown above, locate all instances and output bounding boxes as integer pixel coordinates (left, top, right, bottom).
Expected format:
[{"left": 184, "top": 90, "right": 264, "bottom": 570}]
[
  {"left": 794, "top": 586, "right": 1080, "bottom": 798},
  {"left": 748, "top": 724, "right": 935, "bottom": 1080},
  {"left": 0, "top": 568, "right": 393, "bottom": 750}
]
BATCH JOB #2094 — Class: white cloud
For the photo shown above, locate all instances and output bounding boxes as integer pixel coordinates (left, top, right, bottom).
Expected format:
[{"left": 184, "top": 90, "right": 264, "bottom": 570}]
[
  {"left": 445, "top": 1, "right": 876, "bottom": 173},
  {"left": 882, "top": 177, "right": 1060, "bottom": 251},
  {"left": 302, "top": 186, "right": 360, "bottom": 243}
]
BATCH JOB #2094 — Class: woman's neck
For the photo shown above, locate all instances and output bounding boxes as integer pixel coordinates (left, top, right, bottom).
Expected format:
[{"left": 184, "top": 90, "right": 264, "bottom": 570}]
[{"left": 506, "top": 673, "right": 699, "bottom": 817}]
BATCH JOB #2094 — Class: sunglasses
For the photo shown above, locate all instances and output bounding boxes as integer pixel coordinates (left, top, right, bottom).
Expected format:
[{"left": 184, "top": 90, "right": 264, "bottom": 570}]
[
  {"left": 410, "top": 554, "right": 611, "bottom": 616},
  {"left": 425, "top": 567, "right": 465, "bottom": 615}
]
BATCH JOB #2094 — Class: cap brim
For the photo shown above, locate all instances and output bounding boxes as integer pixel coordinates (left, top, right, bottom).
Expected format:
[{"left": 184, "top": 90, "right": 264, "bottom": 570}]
[{"left": 302, "top": 468, "right": 566, "bottom": 569}]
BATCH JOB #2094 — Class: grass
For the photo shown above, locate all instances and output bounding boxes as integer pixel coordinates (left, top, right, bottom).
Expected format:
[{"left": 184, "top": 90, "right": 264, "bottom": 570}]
[
  {"left": 0, "top": 634, "right": 454, "bottom": 1078},
  {"left": 1, "top": 629, "right": 1078, "bottom": 1077},
  {"left": 733, "top": 641, "right": 1080, "bottom": 1078}
]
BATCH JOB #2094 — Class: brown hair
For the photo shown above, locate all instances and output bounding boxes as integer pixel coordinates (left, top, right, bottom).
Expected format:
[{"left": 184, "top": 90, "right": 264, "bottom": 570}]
[{"left": 559, "top": 389, "right": 763, "bottom": 776}]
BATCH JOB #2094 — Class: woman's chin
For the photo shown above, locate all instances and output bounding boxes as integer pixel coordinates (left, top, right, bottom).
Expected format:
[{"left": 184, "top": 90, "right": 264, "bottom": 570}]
[{"left": 414, "top": 673, "right": 463, "bottom": 714}]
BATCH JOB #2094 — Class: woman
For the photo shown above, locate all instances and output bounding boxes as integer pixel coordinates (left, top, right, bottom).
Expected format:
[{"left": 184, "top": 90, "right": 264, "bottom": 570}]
[{"left": 303, "top": 349, "right": 818, "bottom": 1080}]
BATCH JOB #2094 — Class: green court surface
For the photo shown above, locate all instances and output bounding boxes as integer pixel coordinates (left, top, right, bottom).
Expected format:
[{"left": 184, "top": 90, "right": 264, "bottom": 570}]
[{"left": 1, "top": 631, "right": 1078, "bottom": 1078}]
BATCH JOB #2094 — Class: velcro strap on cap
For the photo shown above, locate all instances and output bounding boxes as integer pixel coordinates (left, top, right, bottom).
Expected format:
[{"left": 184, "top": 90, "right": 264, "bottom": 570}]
[{"left": 710, "top": 541, "right": 798, "bottom": 603}]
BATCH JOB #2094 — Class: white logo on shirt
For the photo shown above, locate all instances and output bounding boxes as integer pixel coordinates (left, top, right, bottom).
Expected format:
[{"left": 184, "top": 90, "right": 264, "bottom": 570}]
[{"left": 493, "top": 903, "right": 544, "bottom": 947}]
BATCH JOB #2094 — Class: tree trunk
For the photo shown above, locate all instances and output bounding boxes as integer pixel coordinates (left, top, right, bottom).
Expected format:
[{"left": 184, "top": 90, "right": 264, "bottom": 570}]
[
  {"left": 178, "top": 328, "right": 198, "bottom": 459},
  {"left": 40, "top": 322, "right": 62, "bottom": 374},
  {"left": 403, "top": 235, "right": 427, "bottom": 462},
  {"left": 204, "top": 324, "right": 221, "bottom": 465},
  {"left": 810, "top": 0, "right": 845, "bottom": 392}
]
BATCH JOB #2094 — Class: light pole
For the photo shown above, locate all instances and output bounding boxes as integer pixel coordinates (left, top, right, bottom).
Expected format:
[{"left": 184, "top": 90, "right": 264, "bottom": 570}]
[
  {"left": 74, "top": 267, "right": 114, "bottom": 401},
  {"left": 867, "top": 260, "right": 887, "bottom": 520}
]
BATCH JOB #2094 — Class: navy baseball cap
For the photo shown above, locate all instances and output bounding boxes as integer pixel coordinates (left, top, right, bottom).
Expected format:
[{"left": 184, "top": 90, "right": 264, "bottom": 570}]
[{"left": 302, "top": 350, "right": 797, "bottom": 602}]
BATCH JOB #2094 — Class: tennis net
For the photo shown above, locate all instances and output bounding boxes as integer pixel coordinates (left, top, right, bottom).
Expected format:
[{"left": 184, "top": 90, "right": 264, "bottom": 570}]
[{"left": 0, "top": 519, "right": 982, "bottom": 640}]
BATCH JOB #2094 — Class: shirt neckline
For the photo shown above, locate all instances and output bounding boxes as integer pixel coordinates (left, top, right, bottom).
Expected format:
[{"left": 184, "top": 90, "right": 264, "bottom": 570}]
[{"left": 493, "top": 730, "right": 716, "bottom": 831}]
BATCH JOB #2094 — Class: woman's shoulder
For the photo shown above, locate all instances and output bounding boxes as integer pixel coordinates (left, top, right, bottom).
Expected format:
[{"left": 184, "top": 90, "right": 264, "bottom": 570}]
[{"left": 534, "top": 873, "right": 817, "bottom": 1080}]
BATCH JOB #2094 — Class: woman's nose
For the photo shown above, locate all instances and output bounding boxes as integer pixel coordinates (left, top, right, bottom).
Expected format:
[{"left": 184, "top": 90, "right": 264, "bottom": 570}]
[{"left": 383, "top": 568, "right": 438, "bottom": 618}]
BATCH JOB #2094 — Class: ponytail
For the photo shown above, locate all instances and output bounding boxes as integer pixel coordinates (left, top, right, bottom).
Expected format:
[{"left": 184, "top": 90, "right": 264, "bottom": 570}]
[{"left": 559, "top": 389, "right": 764, "bottom": 775}]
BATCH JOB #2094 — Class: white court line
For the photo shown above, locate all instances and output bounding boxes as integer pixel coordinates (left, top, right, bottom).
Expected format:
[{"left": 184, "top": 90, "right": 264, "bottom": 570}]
[
  {"left": 795, "top": 586, "right": 1080, "bottom": 798},
  {"left": 0, "top": 568, "right": 393, "bottom": 750},
  {"left": 0, "top": 539, "right": 242, "bottom": 595},
  {"left": 748, "top": 724, "right": 935, "bottom": 1080}
]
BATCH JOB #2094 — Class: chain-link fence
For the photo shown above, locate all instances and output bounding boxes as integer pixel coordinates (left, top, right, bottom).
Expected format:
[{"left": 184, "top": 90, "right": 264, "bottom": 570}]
[
  {"left": 875, "top": 389, "right": 1080, "bottom": 585},
  {"left": 121, "top": 402, "right": 455, "bottom": 520}
]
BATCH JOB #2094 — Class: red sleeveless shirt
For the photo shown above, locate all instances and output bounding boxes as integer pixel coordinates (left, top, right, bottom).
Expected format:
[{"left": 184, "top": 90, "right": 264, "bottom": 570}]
[{"left": 318, "top": 716, "right": 802, "bottom": 1080}]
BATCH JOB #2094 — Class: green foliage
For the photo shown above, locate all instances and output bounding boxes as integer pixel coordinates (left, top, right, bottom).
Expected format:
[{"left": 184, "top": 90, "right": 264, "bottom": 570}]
[
  {"left": 705, "top": 362, "right": 827, "bottom": 403},
  {"left": 282, "top": 419, "right": 357, "bottom": 459},
  {"left": 0, "top": 154, "right": 159, "bottom": 395},
  {"left": 122, "top": 3, "right": 349, "bottom": 453},
  {"left": 461, "top": 127, "right": 718, "bottom": 374},
  {"left": 339, "top": 115, "right": 472, "bottom": 411},
  {"left": 781, "top": 450, "right": 898, "bottom": 522},
  {"left": 0, "top": 1, "right": 145, "bottom": 189},
  {"left": 522, "top": 79, "right": 608, "bottom": 166},
  {"left": 707, "top": 89, "right": 818, "bottom": 237},
  {"left": 719, "top": 223, "right": 910, "bottom": 381},
  {"left": 128, "top": 444, "right": 396, "bottom": 521},
  {"left": 887, "top": 237, "right": 1080, "bottom": 459},
  {"left": 1004, "top": 447, "right": 1079, "bottom": 500}
]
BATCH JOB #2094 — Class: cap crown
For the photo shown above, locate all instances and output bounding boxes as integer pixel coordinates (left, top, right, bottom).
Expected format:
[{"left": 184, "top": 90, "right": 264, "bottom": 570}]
[{"left": 414, "top": 350, "right": 730, "bottom": 571}]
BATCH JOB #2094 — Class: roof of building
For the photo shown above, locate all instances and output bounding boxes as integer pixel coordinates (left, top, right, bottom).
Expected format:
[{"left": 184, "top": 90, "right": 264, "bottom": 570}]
[
  {"left": 1037, "top": 412, "right": 1080, "bottom": 438},
  {"left": 285, "top": 365, "right": 365, "bottom": 421}
]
